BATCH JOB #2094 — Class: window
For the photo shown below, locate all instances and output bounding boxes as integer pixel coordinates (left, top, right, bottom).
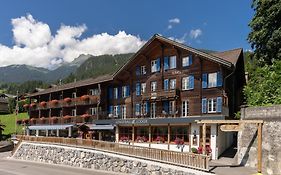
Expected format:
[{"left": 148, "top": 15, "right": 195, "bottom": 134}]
[
  {"left": 151, "top": 126, "right": 168, "bottom": 142},
  {"left": 208, "top": 73, "right": 217, "bottom": 88},
  {"left": 151, "top": 81, "right": 157, "bottom": 92},
  {"left": 169, "top": 101, "right": 176, "bottom": 114},
  {"left": 170, "top": 79, "right": 176, "bottom": 90},
  {"left": 90, "top": 89, "right": 99, "bottom": 96},
  {"left": 182, "top": 55, "right": 192, "bottom": 67},
  {"left": 135, "top": 103, "right": 140, "bottom": 116},
  {"left": 182, "top": 75, "right": 194, "bottom": 90},
  {"left": 72, "top": 92, "right": 76, "bottom": 98},
  {"left": 151, "top": 59, "right": 160, "bottom": 73},
  {"left": 182, "top": 100, "right": 189, "bottom": 117},
  {"left": 141, "top": 66, "right": 146, "bottom": 75},
  {"left": 136, "top": 82, "right": 141, "bottom": 96},
  {"left": 171, "top": 126, "right": 189, "bottom": 143},
  {"left": 141, "top": 83, "right": 146, "bottom": 94},
  {"left": 72, "top": 109, "right": 76, "bottom": 116},
  {"left": 134, "top": 127, "right": 149, "bottom": 142},
  {"left": 150, "top": 103, "right": 156, "bottom": 118},
  {"left": 119, "top": 127, "right": 132, "bottom": 141},
  {"left": 208, "top": 98, "right": 217, "bottom": 113},
  {"left": 114, "top": 87, "right": 118, "bottom": 99},
  {"left": 169, "top": 56, "right": 176, "bottom": 69},
  {"left": 121, "top": 105, "right": 126, "bottom": 119},
  {"left": 164, "top": 79, "right": 169, "bottom": 91},
  {"left": 136, "top": 66, "right": 140, "bottom": 76},
  {"left": 90, "top": 107, "right": 97, "bottom": 115},
  {"left": 114, "top": 105, "right": 119, "bottom": 117},
  {"left": 122, "top": 86, "right": 130, "bottom": 98}
]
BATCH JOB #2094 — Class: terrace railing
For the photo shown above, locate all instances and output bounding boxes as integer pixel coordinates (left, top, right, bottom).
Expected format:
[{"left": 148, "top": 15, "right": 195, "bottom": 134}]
[{"left": 16, "top": 135, "right": 210, "bottom": 171}]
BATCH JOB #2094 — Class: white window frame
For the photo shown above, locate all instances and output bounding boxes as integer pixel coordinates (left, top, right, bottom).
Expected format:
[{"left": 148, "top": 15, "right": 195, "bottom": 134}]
[
  {"left": 151, "top": 81, "right": 157, "bottom": 92},
  {"left": 72, "top": 92, "right": 76, "bottom": 98},
  {"left": 90, "top": 107, "right": 97, "bottom": 115},
  {"left": 169, "top": 56, "right": 177, "bottom": 69},
  {"left": 182, "top": 56, "right": 190, "bottom": 67},
  {"left": 121, "top": 105, "right": 126, "bottom": 119},
  {"left": 150, "top": 103, "right": 156, "bottom": 118},
  {"left": 208, "top": 73, "right": 217, "bottom": 88},
  {"left": 208, "top": 98, "right": 217, "bottom": 113},
  {"left": 182, "top": 77, "right": 189, "bottom": 90},
  {"left": 90, "top": 89, "right": 99, "bottom": 96},
  {"left": 169, "top": 101, "right": 175, "bottom": 114},
  {"left": 141, "top": 65, "right": 146, "bottom": 75},
  {"left": 135, "top": 103, "right": 140, "bottom": 116},
  {"left": 72, "top": 109, "right": 76, "bottom": 116},
  {"left": 114, "top": 87, "right": 118, "bottom": 99},
  {"left": 122, "top": 86, "right": 127, "bottom": 98},
  {"left": 114, "top": 105, "right": 119, "bottom": 117},
  {"left": 170, "top": 79, "right": 176, "bottom": 90},
  {"left": 182, "top": 100, "right": 189, "bottom": 117},
  {"left": 151, "top": 60, "right": 157, "bottom": 73},
  {"left": 141, "top": 83, "right": 146, "bottom": 94}
]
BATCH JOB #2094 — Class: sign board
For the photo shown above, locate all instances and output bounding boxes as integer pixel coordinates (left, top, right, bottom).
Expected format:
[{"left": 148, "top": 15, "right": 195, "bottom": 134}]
[{"left": 220, "top": 124, "right": 241, "bottom": 132}]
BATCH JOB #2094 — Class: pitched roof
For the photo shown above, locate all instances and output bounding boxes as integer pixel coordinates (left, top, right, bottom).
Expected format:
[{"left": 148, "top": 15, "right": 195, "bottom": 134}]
[
  {"left": 29, "top": 74, "right": 113, "bottom": 97},
  {"left": 210, "top": 48, "right": 243, "bottom": 66},
  {"left": 113, "top": 34, "right": 233, "bottom": 77}
]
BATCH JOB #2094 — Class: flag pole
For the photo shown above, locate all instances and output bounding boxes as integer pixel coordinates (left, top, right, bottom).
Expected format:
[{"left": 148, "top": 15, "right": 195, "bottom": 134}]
[{"left": 15, "top": 91, "right": 19, "bottom": 134}]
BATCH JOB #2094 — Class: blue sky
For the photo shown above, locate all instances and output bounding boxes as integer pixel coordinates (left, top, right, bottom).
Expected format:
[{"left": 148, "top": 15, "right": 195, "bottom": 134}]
[{"left": 0, "top": 0, "right": 254, "bottom": 68}]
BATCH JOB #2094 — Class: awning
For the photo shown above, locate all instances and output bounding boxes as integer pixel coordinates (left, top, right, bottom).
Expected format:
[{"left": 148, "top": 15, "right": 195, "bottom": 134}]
[
  {"left": 28, "top": 124, "right": 74, "bottom": 130},
  {"left": 88, "top": 124, "right": 115, "bottom": 130}
]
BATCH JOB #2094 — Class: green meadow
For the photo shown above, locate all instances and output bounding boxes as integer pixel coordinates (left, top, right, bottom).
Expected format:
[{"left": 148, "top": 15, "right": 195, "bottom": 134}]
[{"left": 0, "top": 113, "right": 29, "bottom": 135}]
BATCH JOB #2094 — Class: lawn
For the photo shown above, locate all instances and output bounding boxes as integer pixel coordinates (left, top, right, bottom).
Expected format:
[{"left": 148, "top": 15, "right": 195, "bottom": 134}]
[{"left": 0, "top": 113, "right": 29, "bottom": 135}]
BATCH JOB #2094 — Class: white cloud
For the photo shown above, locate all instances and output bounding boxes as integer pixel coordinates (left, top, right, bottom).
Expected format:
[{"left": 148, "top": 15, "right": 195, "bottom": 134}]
[
  {"left": 0, "top": 14, "right": 145, "bottom": 69},
  {"left": 167, "top": 18, "right": 180, "bottom": 30},
  {"left": 190, "top": 29, "right": 202, "bottom": 39},
  {"left": 169, "top": 18, "right": 180, "bottom": 24}
]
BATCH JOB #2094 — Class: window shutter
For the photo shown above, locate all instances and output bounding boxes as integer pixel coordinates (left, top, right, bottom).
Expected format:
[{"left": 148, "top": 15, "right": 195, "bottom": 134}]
[
  {"left": 108, "top": 87, "right": 113, "bottom": 99},
  {"left": 118, "top": 86, "right": 122, "bottom": 99},
  {"left": 126, "top": 85, "right": 130, "bottom": 97},
  {"left": 163, "top": 101, "right": 169, "bottom": 113},
  {"left": 145, "top": 102, "right": 150, "bottom": 114},
  {"left": 109, "top": 105, "right": 113, "bottom": 114},
  {"left": 136, "top": 66, "right": 140, "bottom": 76},
  {"left": 189, "top": 55, "right": 193, "bottom": 66},
  {"left": 136, "top": 82, "right": 141, "bottom": 96},
  {"left": 202, "top": 73, "right": 208, "bottom": 88},
  {"left": 164, "top": 79, "right": 169, "bottom": 91},
  {"left": 217, "top": 72, "right": 223, "bottom": 87},
  {"left": 135, "top": 104, "right": 140, "bottom": 114},
  {"left": 117, "top": 105, "right": 121, "bottom": 116},
  {"left": 189, "top": 75, "right": 194, "bottom": 89},
  {"left": 164, "top": 57, "right": 169, "bottom": 70},
  {"left": 156, "top": 58, "right": 160, "bottom": 72},
  {"left": 217, "top": 97, "right": 222, "bottom": 112},
  {"left": 202, "top": 98, "right": 207, "bottom": 114}
]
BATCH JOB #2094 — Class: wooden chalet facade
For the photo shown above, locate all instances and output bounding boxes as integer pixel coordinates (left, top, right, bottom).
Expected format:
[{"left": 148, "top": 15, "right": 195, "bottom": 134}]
[{"left": 24, "top": 34, "right": 245, "bottom": 159}]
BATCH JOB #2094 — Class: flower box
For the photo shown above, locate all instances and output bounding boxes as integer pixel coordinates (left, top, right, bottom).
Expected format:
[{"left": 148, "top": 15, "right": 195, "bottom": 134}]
[
  {"left": 64, "top": 97, "right": 72, "bottom": 103},
  {"left": 30, "top": 103, "right": 36, "bottom": 108},
  {"left": 51, "top": 100, "right": 59, "bottom": 105},
  {"left": 40, "top": 101, "right": 47, "bottom": 107},
  {"left": 155, "top": 136, "right": 165, "bottom": 143},
  {"left": 80, "top": 95, "right": 90, "bottom": 101},
  {"left": 81, "top": 114, "right": 90, "bottom": 118},
  {"left": 63, "top": 115, "right": 72, "bottom": 119},
  {"left": 174, "top": 137, "right": 184, "bottom": 145},
  {"left": 120, "top": 136, "right": 129, "bottom": 143}
]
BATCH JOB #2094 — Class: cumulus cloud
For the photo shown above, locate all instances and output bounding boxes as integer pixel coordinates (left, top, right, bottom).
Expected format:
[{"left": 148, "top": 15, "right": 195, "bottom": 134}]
[
  {"left": 0, "top": 14, "right": 145, "bottom": 69},
  {"left": 189, "top": 29, "right": 202, "bottom": 39},
  {"left": 167, "top": 18, "right": 180, "bottom": 30}
]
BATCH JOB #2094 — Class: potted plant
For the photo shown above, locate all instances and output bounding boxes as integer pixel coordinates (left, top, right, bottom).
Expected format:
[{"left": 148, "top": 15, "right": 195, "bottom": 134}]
[
  {"left": 155, "top": 136, "right": 165, "bottom": 143},
  {"left": 191, "top": 147, "right": 198, "bottom": 154},
  {"left": 136, "top": 136, "right": 148, "bottom": 143},
  {"left": 120, "top": 136, "right": 129, "bottom": 143}
]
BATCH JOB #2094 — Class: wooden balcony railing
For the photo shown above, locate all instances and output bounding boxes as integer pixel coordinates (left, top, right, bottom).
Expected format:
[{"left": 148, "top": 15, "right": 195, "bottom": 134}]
[
  {"left": 15, "top": 135, "right": 210, "bottom": 171},
  {"left": 30, "top": 95, "right": 100, "bottom": 111},
  {"left": 142, "top": 89, "right": 179, "bottom": 101}
]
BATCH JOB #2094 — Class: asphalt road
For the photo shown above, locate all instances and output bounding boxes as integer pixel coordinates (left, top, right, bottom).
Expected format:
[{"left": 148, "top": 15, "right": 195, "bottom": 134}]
[{"left": 0, "top": 152, "right": 118, "bottom": 175}]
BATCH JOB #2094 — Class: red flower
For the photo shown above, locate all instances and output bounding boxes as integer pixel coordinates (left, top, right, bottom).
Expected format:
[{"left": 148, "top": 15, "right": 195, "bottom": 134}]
[
  {"left": 40, "top": 101, "right": 47, "bottom": 107},
  {"left": 81, "top": 114, "right": 90, "bottom": 118},
  {"left": 64, "top": 98, "right": 72, "bottom": 103},
  {"left": 80, "top": 95, "right": 90, "bottom": 101}
]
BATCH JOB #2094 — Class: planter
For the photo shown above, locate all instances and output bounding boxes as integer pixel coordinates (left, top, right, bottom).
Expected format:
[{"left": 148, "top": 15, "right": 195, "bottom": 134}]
[
  {"left": 40, "top": 101, "right": 47, "bottom": 107},
  {"left": 63, "top": 97, "right": 72, "bottom": 103},
  {"left": 51, "top": 100, "right": 59, "bottom": 106},
  {"left": 80, "top": 95, "right": 90, "bottom": 101},
  {"left": 63, "top": 115, "right": 72, "bottom": 119},
  {"left": 81, "top": 114, "right": 90, "bottom": 118}
]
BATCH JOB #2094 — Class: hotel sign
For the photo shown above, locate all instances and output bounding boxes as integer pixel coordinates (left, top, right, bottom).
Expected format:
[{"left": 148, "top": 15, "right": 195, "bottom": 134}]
[
  {"left": 220, "top": 124, "right": 241, "bottom": 132},
  {"left": 115, "top": 119, "right": 148, "bottom": 125}
]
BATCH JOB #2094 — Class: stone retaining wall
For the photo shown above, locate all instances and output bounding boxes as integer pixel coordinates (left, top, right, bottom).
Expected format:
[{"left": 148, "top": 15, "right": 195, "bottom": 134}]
[
  {"left": 238, "top": 105, "right": 281, "bottom": 175},
  {"left": 13, "top": 142, "right": 211, "bottom": 175}
]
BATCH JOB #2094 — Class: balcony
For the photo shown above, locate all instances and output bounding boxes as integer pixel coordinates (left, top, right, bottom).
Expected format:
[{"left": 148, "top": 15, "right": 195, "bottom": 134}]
[
  {"left": 141, "top": 89, "right": 179, "bottom": 101},
  {"left": 30, "top": 95, "right": 100, "bottom": 111}
]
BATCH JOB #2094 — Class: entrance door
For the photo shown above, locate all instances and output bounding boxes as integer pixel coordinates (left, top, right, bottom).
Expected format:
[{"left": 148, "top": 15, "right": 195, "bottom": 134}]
[{"left": 150, "top": 102, "right": 156, "bottom": 118}]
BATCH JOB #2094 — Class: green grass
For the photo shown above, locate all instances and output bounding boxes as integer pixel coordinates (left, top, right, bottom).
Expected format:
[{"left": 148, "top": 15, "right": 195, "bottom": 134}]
[{"left": 0, "top": 113, "right": 29, "bottom": 135}]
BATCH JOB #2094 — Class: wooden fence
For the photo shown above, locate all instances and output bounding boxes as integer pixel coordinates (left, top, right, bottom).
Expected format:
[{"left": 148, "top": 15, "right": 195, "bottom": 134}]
[{"left": 16, "top": 135, "right": 210, "bottom": 171}]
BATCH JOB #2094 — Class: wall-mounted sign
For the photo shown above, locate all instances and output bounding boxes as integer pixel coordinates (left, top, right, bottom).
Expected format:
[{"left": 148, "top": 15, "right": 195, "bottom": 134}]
[{"left": 220, "top": 124, "right": 241, "bottom": 132}]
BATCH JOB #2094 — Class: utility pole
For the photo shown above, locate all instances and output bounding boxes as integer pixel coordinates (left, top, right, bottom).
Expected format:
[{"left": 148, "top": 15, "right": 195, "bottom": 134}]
[{"left": 15, "top": 91, "right": 19, "bottom": 134}]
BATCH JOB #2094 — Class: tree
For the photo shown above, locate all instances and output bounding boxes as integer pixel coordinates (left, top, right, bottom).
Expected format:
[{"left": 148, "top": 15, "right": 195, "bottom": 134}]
[{"left": 248, "top": 0, "right": 281, "bottom": 65}]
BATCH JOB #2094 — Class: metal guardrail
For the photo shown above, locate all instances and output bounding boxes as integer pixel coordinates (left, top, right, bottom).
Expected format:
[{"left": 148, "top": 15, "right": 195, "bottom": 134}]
[{"left": 16, "top": 135, "right": 210, "bottom": 171}]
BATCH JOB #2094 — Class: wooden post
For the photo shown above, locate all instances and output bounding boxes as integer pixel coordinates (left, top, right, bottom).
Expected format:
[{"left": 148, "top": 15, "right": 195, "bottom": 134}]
[
  {"left": 116, "top": 125, "right": 119, "bottom": 142},
  {"left": 132, "top": 124, "right": 135, "bottom": 145},
  {"left": 149, "top": 124, "right": 151, "bottom": 148},
  {"left": 257, "top": 123, "right": 262, "bottom": 173},
  {"left": 167, "top": 124, "right": 170, "bottom": 150},
  {"left": 202, "top": 123, "right": 206, "bottom": 155}
]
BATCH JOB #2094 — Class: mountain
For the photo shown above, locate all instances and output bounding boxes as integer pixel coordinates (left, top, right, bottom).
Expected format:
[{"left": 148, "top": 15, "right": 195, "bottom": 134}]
[
  {"left": 63, "top": 53, "right": 134, "bottom": 83},
  {"left": 0, "top": 54, "right": 91, "bottom": 83}
]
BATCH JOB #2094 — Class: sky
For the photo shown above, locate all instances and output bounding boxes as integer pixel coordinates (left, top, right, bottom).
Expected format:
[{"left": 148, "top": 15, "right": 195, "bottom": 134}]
[{"left": 0, "top": 0, "right": 254, "bottom": 69}]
